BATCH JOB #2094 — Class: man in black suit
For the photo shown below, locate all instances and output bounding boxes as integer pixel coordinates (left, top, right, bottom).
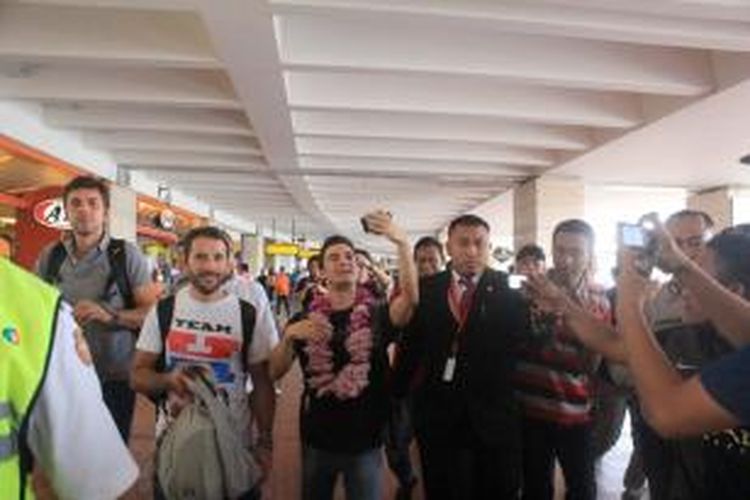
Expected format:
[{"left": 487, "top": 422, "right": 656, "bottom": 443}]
[{"left": 396, "top": 214, "right": 527, "bottom": 500}]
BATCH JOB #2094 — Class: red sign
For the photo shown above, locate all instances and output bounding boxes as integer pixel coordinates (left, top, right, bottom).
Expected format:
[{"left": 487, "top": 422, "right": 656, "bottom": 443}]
[{"left": 33, "top": 198, "right": 70, "bottom": 230}]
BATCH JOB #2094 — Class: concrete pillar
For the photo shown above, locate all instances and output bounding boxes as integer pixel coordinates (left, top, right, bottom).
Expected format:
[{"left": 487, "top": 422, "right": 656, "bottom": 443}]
[
  {"left": 687, "top": 187, "right": 732, "bottom": 232},
  {"left": 242, "top": 234, "right": 265, "bottom": 276},
  {"left": 109, "top": 183, "right": 137, "bottom": 243},
  {"left": 513, "top": 176, "right": 585, "bottom": 253}
]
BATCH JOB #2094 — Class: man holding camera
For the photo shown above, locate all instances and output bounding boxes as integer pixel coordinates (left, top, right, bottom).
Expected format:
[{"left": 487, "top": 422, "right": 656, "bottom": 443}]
[
  {"left": 617, "top": 222, "right": 750, "bottom": 500},
  {"left": 633, "top": 210, "right": 715, "bottom": 500}
]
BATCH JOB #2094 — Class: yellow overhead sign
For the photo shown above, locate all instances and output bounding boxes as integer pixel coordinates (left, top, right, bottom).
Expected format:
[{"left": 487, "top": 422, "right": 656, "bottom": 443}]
[
  {"left": 298, "top": 248, "right": 320, "bottom": 259},
  {"left": 265, "top": 242, "right": 298, "bottom": 256}
]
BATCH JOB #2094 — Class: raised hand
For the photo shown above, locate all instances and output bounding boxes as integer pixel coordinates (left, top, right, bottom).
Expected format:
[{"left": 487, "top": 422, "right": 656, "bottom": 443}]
[
  {"left": 362, "top": 210, "right": 408, "bottom": 245},
  {"left": 525, "top": 272, "right": 571, "bottom": 315}
]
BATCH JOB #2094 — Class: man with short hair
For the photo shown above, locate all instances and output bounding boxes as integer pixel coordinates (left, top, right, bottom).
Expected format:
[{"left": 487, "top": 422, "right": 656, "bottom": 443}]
[
  {"left": 36, "top": 175, "right": 158, "bottom": 442},
  {"left": 385, "top": 235, "right": 446, "bottom": 499},
  {"left": 296, "top": 255, "right": 325, "bottom": 313},
  {"left": 131, "top": 226, "right": 277, "bottom": 496},
  {"left": 413, "top": 236, "right": 445, "bottom": 278},
  {"left": 646, "top": 209, "right": 713, "bottom": 331},
  {"left": 397, "top": 214, "right": 528, "bottom": 499},
  {"left": 635, "top": 209, "right": 715, "bottom": 500},
  {"left": 611, "top": 224, "right": 750, "bottom": 500},
  {"left": 515, "top": 243, "right": 546, "bottom": 277},
  {"left": 518, "top": 219, "right": 611, "bottom": 500},
  {"left": 269, "top": 211, "right": 418, "bottom": 500}
]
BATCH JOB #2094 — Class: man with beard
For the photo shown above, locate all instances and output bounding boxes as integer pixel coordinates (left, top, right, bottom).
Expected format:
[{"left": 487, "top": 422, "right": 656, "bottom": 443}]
[
  {"left": 36, "top": 176, "right": 157, "bottom": 443},
  {"left": 131, "top": 226, "right": 277, "bottom": 496}
]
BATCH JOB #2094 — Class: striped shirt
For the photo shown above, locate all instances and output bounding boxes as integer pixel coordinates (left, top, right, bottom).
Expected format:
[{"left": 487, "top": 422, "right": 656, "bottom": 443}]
[{"left": 515, "top": 276, "right": 611, "bottom": 425}]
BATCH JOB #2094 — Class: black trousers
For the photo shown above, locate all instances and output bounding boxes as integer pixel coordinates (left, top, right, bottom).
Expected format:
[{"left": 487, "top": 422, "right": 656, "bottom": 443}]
[
  {"left": 416, "top": 428, "right": 521, "bottom": 500},
  {"left": 521, "top": 417, "right": 595, "bottom": 500},
  {"left": 384, "top": 397, "right": 416, "bottom": 487},
  {"left": 101, "top": 379, "right": 137, "bottom": 444}
]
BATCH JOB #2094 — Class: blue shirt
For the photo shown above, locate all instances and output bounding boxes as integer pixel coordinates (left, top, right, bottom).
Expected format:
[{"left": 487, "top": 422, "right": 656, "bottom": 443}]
[{"left": 700, "top": 344, "right": 750, "bottom": 425}]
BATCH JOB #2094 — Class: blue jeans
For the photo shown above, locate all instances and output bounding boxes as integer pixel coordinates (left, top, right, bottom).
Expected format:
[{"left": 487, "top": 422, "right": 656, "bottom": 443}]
[{"left": 302, "top": 446, "right": 382, "bottom": 500}]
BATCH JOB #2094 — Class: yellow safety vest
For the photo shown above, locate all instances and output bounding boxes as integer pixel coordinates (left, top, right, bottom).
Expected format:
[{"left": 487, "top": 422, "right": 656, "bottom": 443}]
[{"left": 0, "top": 258, "right": 60, "bottom": 500}]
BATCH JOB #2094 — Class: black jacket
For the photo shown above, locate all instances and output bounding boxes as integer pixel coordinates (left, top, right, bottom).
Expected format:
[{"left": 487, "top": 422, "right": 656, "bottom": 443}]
[{"left": 395, "top": 268, "right": 529, "bottom": 449}]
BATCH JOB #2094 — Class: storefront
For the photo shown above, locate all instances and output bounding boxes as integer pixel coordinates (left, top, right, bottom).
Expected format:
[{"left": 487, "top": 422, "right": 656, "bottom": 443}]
[
  {"left": 136, "top": 194, "right": 207, "bottom": 288},
  {"left": 0, "top": 135, "right": 82, "bottom": 269}
]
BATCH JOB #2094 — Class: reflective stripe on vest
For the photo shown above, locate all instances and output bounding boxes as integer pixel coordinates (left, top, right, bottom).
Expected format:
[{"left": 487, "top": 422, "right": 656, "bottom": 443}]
[
  {"left": 0, "top": 401, "right": 13, "bottom": 461},
  {"left": 0, "top": 428, "right": 16, "bottom": 460},
  {"left": 0, "top": 258, "right": 60, "bottom": 499}
]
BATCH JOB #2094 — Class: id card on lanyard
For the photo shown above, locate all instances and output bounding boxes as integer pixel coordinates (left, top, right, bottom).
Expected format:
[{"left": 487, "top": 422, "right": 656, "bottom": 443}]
[{"left": 443, "top": 279, "right": 475, "bottom": 382}]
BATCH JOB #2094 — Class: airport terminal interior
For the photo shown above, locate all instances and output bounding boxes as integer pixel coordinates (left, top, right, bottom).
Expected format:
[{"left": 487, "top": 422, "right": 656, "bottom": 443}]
[{"left": 3, "top": 1, "right": 750, "bottom": 499}]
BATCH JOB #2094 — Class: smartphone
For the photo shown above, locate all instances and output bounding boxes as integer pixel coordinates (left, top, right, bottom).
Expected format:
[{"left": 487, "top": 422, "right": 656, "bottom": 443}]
[
  {"left": 618, "top": 223, "right": 649, "bottom": 249},
  {"left": 508, "top": 274, "right": 528, "bottom": 290},
  {"left": 360, "top": 212, "right": 392, "bottom": 234},
  {"left": 360, "top": 217, "right": 371, "bottom": 233}
]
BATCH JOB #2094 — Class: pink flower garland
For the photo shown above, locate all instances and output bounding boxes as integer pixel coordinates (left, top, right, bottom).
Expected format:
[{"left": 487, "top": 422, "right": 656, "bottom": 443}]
[{"left": 304, "top": 286, "right": 375, "bottom": 400}]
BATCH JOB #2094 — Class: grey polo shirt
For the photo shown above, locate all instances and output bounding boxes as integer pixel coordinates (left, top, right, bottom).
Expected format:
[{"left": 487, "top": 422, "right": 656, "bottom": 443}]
[{"left": 36, "top": 233, "right": 151, "bottom": 381}]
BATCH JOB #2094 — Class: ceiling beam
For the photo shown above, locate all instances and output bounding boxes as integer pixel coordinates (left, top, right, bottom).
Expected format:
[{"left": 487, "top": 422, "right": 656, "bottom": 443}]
[
  {"left": 0, "top": 64, "right": 242, "bottom": 109},
  {"left": 0, "top": 4, "right": 219, "bottom": 69},
  {"left": 292, "top": 109, "right": 592, "bottom": 150},
  {"left": 286, "top": 71, "right": 642, "bottom": 128},
  {"left": 83, "top": 131, "right": 262, "bottom": 155},
  {"left": 117, "top": 151, "right": 265, "bottom": 169},
  {"left": 298, "top": 155, "right": 535, "bottom": 176},
  {"left": 276, "top": 13, "right": 713, "bottom": 95},
  {"left": 44, "top": 105, "right": 254, "bottom": 136},
  {"left": 11, "top": 0, "right": 195, "bottom": 10},
  {"left": 199, "top": 0, "right": 336, "bottom": 235},
  {"left": 142, "top": 170, "right": 279, "bottom": 184},
  {"left": 272, "top": 0, "right": 750, "bottom": 51},
  {"left": 296, "top": 137, "right": 555, "bottom": 166}
]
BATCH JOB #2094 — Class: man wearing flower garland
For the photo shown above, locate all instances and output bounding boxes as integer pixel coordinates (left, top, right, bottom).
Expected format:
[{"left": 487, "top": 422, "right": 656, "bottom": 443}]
[
  {"left": 269, "top": 210, "right": 418, "bottom": 500},
  {"left": 395, "top": 214, "right": 529, "bottom": 499}
]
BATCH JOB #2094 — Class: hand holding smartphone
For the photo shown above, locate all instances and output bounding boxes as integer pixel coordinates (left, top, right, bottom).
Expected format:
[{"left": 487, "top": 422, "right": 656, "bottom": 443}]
[{"left": 360, "top": 210, "right": 392, "bottom": 235}]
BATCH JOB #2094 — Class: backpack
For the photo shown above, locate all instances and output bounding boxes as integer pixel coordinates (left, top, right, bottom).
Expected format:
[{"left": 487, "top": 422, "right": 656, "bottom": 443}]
[
  {"left": 156, "top": 373, "right": 261, "bottom": 500},
  {"left": 42, "top": 238, "right": 135, "bottom": 309},
  {"left": 155, "top": 294, "right": 256, "bottom": 372}
]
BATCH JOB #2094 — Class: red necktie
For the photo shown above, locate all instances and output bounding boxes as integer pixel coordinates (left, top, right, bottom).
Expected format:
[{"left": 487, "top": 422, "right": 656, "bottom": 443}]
[{"left": 458, "top": 275, "right": 476, "bottom": 322}]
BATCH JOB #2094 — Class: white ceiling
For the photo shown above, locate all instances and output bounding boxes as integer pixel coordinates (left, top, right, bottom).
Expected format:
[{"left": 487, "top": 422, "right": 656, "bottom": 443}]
[{"left": 4, "top": 0, "right": 750, "bottom": 246}]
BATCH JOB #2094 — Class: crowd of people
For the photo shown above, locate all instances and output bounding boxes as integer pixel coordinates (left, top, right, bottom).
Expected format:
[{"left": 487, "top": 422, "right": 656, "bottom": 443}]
[{"left": 2, "top": 174, "right": 750, "bottom": 500}]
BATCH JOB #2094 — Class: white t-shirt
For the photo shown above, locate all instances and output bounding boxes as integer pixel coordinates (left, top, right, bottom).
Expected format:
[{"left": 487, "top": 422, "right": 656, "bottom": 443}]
[
  {"left": 136, "top": 287, "right": 276, "bottom": 439},
  {"left": 28, "top": 303, "right": 139, "bottom": 500},
  {"left": 223, "top": 275, "right": 278, "bottom": 393}
]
